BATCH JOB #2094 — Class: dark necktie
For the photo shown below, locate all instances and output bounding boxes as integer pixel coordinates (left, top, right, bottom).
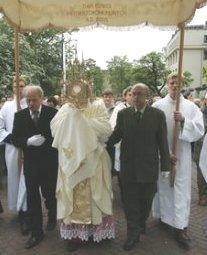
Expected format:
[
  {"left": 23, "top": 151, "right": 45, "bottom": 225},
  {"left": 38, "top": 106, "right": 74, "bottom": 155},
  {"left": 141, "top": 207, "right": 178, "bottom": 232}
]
[
  {"left": 32, "top": 110, "right": 39, "bottom": 126},
  {"left": 135, "top": 111, "right": 141, "bottom": 123}
]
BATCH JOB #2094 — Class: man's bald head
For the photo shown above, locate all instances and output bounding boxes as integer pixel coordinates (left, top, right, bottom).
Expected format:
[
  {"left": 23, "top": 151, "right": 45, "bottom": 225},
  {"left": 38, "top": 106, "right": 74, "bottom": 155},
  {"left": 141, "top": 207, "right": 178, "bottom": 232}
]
[
  {"left": 131, "top": 83, "right": 149, "bottom": 110},
  {"left": 25, "top": 85, "right": 44, "bottom": 111}
]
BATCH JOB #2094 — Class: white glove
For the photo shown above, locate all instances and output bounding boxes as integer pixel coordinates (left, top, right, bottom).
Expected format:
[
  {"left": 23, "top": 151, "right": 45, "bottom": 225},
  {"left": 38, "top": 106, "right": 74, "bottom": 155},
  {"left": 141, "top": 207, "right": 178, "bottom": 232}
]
[
  {"left": 161, "top": 171, "right": 170, "bottom": 178},
  {"left": 161, "top": 171, "right": 170, "bottom": 183},
  {"left": 27, "top": 134, "right": 46, "bottom": 146}
]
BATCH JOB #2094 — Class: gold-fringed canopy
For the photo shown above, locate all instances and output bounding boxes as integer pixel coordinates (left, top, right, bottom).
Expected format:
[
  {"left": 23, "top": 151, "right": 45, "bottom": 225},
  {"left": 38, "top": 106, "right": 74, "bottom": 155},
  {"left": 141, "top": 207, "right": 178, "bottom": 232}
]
[
  {"left": 0, "top": 0, "right": 206, "bottom": 31},
  {"left": 1, "top": 1, "right": 206, "bottom": 185}
]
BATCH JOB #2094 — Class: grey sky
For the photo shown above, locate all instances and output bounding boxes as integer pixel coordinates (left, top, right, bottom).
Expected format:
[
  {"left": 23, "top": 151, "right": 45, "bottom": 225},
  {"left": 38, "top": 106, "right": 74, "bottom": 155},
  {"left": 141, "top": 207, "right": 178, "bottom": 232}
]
[{"left": 71, "top": 5, "right": 207, "bottom": 69}]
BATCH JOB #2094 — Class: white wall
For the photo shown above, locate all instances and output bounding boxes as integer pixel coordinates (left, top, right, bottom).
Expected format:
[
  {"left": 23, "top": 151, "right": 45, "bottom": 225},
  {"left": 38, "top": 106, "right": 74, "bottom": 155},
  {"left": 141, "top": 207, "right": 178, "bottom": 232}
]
[{"left": 165, "top": 27, "right": 207, "bottom": 89}]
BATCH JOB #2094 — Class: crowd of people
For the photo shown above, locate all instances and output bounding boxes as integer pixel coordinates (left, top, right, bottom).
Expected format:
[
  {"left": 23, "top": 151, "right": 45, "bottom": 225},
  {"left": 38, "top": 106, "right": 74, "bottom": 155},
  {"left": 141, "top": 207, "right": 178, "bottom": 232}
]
[{"left": 0, "top": 73, "right": 207, "bottom": 253}]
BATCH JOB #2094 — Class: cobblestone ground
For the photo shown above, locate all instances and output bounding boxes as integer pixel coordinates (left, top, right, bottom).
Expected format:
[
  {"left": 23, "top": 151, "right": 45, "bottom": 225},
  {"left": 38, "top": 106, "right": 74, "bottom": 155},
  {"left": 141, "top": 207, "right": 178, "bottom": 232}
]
[{"left": 0, "top": 162, "right": 207, "bottom": 255}]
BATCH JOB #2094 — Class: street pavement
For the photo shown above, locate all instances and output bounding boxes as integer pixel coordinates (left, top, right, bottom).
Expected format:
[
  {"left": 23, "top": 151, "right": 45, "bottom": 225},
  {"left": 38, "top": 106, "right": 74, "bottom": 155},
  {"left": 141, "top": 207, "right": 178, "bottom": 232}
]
[{"left": 0, "top": 162, "right": 207, "bottom": 255}]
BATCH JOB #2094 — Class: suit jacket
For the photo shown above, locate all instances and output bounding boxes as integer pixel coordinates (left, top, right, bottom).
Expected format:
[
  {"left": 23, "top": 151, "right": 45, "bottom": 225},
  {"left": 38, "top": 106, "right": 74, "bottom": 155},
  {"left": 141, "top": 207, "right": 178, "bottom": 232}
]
[
  {"left": 12, "top": 105, "right": 58, "bottom": 174},
  {"left": 107, "top": 106, "right": 170, "bottom": 183}
]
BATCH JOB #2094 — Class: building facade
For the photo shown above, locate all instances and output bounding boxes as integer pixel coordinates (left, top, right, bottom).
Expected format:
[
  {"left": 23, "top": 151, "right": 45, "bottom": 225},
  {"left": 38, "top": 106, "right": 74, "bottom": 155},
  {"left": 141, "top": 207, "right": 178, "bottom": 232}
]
[{"left": 165, "top": 22, "right": 207, "bottom": 90}]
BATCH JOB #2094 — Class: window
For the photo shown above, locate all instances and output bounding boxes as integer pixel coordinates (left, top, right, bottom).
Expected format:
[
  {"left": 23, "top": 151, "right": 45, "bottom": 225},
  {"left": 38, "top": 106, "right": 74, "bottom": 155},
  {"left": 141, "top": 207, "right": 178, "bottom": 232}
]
[
  {"left": 204, "top": 35, "right": 207, "bottom": 43},
  {"left": 204, "top": 49, "right": 207, "bottom": 60}
]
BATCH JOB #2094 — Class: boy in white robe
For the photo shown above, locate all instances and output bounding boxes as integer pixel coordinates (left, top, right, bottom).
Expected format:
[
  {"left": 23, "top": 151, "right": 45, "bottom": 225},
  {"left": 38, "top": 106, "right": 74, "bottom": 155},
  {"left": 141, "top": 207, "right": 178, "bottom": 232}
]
[
  {"left": 0, "top": 77, "right": 29, "bottom": 234},
  {"left": 152, "top": 73, "right": 204, "bottom": 250}
]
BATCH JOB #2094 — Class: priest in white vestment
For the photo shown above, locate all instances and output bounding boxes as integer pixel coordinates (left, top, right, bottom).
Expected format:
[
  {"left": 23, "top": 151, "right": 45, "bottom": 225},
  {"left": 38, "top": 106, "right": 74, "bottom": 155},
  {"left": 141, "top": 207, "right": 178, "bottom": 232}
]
[
  {"left": 51, "top": 81, "right": 115, "bottom": 252},
  {"left": 152, "top": 73, "right": 204, "bottom": 250},
  {"left": 0, "top": 76, "right": 29, "bottom": 234}
]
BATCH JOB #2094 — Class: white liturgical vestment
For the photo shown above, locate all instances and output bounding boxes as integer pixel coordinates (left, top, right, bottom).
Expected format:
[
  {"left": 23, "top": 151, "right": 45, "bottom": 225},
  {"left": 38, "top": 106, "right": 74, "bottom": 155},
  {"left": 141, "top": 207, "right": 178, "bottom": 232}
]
[
  {"left": 152, "top": 95, "right": 204, "bottom": 229},
  {"left": 0, "top": 98, "right": 27, "bottom": 211},
  {"left": 51, "top": 101, "right": 113, "bottom": 225},
  {"left": 110, "top": 102, "right": 129, "bottom": 171}
]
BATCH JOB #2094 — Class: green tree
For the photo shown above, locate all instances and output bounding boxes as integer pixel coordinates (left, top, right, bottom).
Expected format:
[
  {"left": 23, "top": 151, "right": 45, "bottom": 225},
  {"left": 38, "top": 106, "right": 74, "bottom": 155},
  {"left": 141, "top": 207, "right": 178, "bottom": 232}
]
[
  {"left": 84, "top": 58, "right": 104, "bottom": 96},
  {"left": 182, "top": 70, "right": 194, "bottom": 87},
  {"left": 106, "top": 56, "right": 133, "bottom": 95},
  {"left": 0, "top": 18, "right": 15, "bottom": 97},
  {"left": 22, "top": 29, "right": 64, "bottom": 96},
  {"left": 131, "top": 52, "right": 170, "bottom": 96},
  {"left": 0, "top": 16, "right": 75, "bottom": 97}
]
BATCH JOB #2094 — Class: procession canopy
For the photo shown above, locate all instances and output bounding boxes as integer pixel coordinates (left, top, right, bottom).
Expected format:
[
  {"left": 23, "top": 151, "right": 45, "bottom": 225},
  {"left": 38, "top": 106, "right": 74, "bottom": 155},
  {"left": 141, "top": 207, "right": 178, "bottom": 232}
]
[{"left": 0, "top": 0, "right": 207, "bottom": 31}]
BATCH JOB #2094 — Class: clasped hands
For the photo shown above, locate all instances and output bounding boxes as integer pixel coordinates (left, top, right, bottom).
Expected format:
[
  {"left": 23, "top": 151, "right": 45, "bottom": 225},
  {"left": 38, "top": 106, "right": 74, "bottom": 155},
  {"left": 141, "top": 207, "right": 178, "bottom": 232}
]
[{"left": 27, "top": 134, "right": 45, "bottom": 146}]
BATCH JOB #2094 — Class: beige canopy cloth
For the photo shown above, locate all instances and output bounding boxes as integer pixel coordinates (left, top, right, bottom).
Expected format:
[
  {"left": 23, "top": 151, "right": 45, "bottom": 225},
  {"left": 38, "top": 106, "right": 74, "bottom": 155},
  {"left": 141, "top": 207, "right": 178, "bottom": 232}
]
[{"left": 0, "top": 0, "right": 206, "bottom": 31}]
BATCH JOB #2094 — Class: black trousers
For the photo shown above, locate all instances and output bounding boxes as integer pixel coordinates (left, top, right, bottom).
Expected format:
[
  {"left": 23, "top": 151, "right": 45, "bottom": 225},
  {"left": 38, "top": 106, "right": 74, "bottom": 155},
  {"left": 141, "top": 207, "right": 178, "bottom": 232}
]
[
  {"left": 24, "top": 165, "right": 57, "bottom": 236},
  {"left": 122, "top": 181, "right": 157, "bottom": 238}
]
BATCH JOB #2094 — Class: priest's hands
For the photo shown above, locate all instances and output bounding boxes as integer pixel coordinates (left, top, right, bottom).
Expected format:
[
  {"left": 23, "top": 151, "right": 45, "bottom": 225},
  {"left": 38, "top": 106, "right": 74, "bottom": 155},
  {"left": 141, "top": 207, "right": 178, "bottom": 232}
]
[{"left": 27, "top": 134, "right": 45, "bottom": 146}]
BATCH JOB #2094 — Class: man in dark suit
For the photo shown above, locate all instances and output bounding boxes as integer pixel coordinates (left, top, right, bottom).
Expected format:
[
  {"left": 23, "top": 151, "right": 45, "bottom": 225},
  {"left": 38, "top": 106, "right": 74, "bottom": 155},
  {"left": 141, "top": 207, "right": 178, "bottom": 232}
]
[
  {"left": 12, "top": 85, "right": 58, "bottom": 249},
  {"left": 107, "top": 83, "right": 170, "bottom": 251}
]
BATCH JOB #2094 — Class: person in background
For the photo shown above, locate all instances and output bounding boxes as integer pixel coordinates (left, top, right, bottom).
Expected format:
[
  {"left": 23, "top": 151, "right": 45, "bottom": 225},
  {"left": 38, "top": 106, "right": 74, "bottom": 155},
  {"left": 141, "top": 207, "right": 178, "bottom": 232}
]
[
  {"left": 0, "top": 76, "right": 29, "bottom": 235},
  {"left": 199, "top": 133, "right": 207, "bottom": 189},
  {"left": 102, "top": 89, "right": 115, "bottom": 118},
  {"left": 46, "top": 96, "right": 59, "bottom": 109},
  {"left": 201, "top": 92, "right": 207, "bottom": 123},
  {"left": 0, "top": 96, "right": 6, "bottom": 215},
  {"left": 109, "top": 86, "right": 133, "bottom": 202},
  {"left": 102, "top": 89, "right": 115, "bottom": 179},
  {"left": 193, "top": 92, "right": 207, "bottom": 206},
  {"left": 152, "top": 73, "right": 204, "bottom": 250},
  {"left": 193, "top": 98, "right": 201, "bottom": 108},
  {"left": 0, "top": 98, "right": 7, "bottom": 180},
  {"left": 153, "top": 96, "right": 162, "bottom": 104},
  {"left": 183, "top": 90, "right": 194, "bottom": 101},
  {"left": 54, "top": 95, "right": 61, "bottom": 109}
]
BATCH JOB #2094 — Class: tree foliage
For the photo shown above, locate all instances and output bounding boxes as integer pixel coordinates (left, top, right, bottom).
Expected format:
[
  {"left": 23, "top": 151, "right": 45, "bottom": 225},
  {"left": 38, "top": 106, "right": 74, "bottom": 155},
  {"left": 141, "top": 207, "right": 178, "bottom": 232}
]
[
  {"left": 0, "top": 17, "right": 195, "bottom": 100},
  {"left": 0, "top": 17, "right": 71, "bottom": 97},
  {"left": 0, "top": 18, "right": 15, "bottom": 97},
  {"left": 106, "top": 56, "right": 133, "bottom": 95},
  {"left": 131, "top": 52, "right": 170, "bottom": 96},
  {"left": 83, "top": 58, "right": 104, "bottom": 96}
]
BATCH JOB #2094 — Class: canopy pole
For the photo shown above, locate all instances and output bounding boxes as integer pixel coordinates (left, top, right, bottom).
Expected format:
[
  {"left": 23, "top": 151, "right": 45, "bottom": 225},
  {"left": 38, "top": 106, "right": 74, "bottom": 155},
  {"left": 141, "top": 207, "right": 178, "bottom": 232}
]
[
  {"left": 14, "top": 28, "right": 23, "bottom": 175},
  {"left": 170, "top": 23, "right": 185, "bottom": 187},
  {"left": 14, "top": 28, "right": 20, "bottom": 110}
]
